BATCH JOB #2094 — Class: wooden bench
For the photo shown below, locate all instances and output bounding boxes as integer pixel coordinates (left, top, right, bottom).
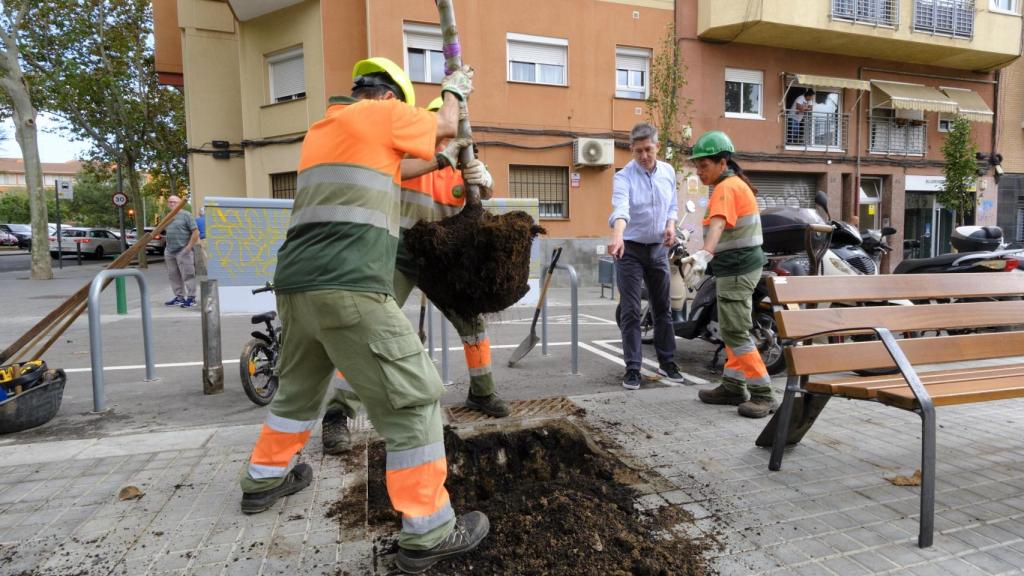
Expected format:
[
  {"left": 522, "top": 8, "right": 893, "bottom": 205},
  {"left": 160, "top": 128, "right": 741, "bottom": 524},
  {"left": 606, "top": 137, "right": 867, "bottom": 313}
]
[{"left": 755, "top": 272, "right": 1024, "bottom": 548}]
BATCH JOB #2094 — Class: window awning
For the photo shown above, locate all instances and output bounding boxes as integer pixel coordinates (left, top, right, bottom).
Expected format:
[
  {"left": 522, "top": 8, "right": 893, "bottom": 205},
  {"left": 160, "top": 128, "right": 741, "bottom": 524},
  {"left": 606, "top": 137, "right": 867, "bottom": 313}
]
[
  {"left": 795, "top": 74, "right": 870, "bottom": 91},
  {"left": 940, "top": 87, "right": 994, "bottom": 123},
  {"left": 871, "top": 81, "right": 959, "bottom": 114}
]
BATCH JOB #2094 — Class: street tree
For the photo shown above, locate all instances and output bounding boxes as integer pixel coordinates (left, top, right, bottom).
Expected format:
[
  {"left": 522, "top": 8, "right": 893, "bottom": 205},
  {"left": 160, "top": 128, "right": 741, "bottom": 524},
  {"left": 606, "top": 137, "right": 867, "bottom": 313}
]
[
  {"left": 645, "top": 23, "right": 692, "bottom": 172},
  {"left": 0, "top": 1, "right": 52, "bottom": 279},
  {"left": 939, "top": 114, "right": 979, "bottom": 227}
]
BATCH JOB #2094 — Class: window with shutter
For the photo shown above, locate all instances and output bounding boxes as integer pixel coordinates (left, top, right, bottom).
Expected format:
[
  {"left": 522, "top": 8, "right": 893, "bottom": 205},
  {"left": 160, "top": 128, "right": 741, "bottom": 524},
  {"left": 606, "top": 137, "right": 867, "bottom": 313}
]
[
  {"left": 615, "top": 47, "right": 650, "bottom": 100},
  {"left": 404, "top": 23, "right": 445, "bottom": 84},
  {"left": 724, "top": 68, "right": 763, "bottom": 119},
  {"left": 507, "top": 33, "right": 568, "bottom": 86},
  {"left": 268, "top": 48, "right": 305, "bottom": 103}
]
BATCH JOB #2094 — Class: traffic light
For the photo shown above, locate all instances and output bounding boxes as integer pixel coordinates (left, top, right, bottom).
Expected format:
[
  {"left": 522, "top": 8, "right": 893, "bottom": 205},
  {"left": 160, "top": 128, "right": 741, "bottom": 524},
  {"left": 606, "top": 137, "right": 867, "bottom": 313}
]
[{"left": 128, "top": 208, "right": 135, "bottom": 217}]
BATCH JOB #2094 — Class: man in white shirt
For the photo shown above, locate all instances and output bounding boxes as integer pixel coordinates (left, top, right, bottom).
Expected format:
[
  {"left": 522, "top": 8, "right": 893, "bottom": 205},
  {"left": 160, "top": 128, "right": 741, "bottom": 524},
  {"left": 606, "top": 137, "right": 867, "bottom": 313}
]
[{"left": 788, "top": 88, "right": 815, "bottom": 145}]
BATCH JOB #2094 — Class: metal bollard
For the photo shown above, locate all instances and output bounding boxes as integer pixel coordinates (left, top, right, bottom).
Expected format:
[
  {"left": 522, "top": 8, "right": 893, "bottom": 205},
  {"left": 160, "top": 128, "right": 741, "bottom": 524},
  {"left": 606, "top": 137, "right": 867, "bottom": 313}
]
[
  {"left": 556, "top": 263, "right": 580, "bottom": 375},
  {"left": 426, "top": 300, "right": 435, "bottom": 360},
  {"left": 440, "top": 314, "right": 451, "bottom": 385},
  {"left": 87, "top": 269, "right": 157, "bottom": 412},
  {"left": 76, "top": 241, "right": 83, "bottom": 265},
  {"left": 200, "top": 278, "right": 223, "bottom": 394}
]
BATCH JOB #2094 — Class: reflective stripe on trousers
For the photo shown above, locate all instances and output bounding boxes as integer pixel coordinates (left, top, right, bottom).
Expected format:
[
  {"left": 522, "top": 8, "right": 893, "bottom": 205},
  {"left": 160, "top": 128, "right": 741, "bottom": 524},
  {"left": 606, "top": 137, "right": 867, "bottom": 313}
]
[
  {"left": 248, "top": 413, "right": 318, "bottom": 479},
  {"left": 461, "top": 332, "right": 492, "bottom": 378},
  {"left": 385, "top": 441, "right": 455, "bottom": 534},
  {"left": 722, "top": 346, "right": 772, "bottom": 393}
]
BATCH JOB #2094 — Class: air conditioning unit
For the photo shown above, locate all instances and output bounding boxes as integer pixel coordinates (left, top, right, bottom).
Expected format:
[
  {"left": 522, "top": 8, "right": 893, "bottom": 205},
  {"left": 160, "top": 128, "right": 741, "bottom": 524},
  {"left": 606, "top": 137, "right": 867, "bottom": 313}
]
[{"left": 573, "top": 138, "right": 614, "bottom": 167}]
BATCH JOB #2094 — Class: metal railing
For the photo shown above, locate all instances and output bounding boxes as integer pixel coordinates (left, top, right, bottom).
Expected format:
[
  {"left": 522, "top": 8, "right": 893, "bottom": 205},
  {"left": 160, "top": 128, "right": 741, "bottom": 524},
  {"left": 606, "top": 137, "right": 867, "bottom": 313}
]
[
  {"left": 869, "top": 116, "right": 928, "bottom": 155},
  {"left": 783, "top": 111, "right": 849, "bottom": 151},
  {"left": 832, "top": 0, "right": 899, "bottom": 26},
  {"left": 913, "top": 0, "right": 974, "bottom": 38}
]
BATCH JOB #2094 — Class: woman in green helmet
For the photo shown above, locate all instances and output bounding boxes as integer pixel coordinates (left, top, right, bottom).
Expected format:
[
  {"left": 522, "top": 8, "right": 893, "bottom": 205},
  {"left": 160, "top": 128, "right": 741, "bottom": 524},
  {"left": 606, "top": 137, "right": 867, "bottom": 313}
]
[{"left": 685, "top": 131, "right": 776, "bottom": 418}]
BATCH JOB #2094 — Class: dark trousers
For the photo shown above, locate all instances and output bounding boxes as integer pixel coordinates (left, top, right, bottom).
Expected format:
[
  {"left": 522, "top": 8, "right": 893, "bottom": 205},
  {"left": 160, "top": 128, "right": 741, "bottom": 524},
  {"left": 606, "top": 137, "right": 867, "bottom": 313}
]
[{"left": 616, "top": 241, "right": 676, "bottom": 371}]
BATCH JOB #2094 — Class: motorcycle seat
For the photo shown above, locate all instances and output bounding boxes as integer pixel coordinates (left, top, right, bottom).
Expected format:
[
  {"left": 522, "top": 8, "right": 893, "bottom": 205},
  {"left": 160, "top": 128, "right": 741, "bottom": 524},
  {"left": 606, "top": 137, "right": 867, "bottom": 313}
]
[
  {"left": 893, "top": 253, "right": 963, "bottom": 274},
  {"left": 251, "top": 311, "right": 277, "bottom": 324}
]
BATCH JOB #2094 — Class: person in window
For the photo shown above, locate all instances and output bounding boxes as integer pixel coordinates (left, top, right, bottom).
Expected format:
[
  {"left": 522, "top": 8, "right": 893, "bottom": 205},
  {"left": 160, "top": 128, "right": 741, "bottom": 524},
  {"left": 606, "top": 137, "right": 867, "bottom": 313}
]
[
  {"left": 686, "top": 130, "right": 776, "bottom": 419},
  {"left": 607, "top": 122, "right": 686, "bottom": 391},
  {"left": 788, "top": 88, "right": 815, "bottom": 145}
]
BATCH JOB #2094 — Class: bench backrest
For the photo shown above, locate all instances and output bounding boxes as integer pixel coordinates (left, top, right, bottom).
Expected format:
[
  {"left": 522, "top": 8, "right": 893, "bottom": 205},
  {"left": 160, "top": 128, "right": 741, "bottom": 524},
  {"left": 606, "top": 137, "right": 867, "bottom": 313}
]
[{"left": 769, "top": 273, "right": 1024, "bottom": 376}]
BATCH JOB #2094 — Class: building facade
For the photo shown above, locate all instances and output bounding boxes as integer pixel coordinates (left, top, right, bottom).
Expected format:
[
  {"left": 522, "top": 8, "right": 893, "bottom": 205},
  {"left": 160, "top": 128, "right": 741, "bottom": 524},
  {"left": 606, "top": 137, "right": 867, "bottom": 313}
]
[
  {"left": 680, "top": 0, "right": 1020, "bottom": 268},
  {"left": 154, "top": 0, "right": 674, "bottom": 243},
  {"left": 996, "top": 52, "right": 1024, "bottom": 246},
  {"left": 0, "top": 159, "right": 82, "bottom": 192}
]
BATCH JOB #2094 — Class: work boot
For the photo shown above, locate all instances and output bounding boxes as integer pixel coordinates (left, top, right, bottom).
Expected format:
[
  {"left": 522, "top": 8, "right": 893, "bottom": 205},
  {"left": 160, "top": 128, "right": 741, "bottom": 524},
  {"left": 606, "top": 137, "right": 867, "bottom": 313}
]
[
  {"left": 622, "top": 368, "right": 642, "bottom": 390},
  {"left": 321, "top": 411, "right": 352, "bottom": 455},
  {"left": 465, "top": 393, "right": 511, "bottom": 418},
  {"left": 164, "top": 296, "right": 184, "bottom": 306},
  {"left": 658, "top": 362, "right": 686, "bottom": 384},
  {"left": 698, "top": 384, "right": 747, "bottom": 406},
  {"left": 395, "top": 511, "right": 490, "bottom": 574},
  {"left": 240, "top": 463, "right": 312, "bottom": 514},
  {"left": 738, "top": 396, "right": 778, "bottom": 419}
]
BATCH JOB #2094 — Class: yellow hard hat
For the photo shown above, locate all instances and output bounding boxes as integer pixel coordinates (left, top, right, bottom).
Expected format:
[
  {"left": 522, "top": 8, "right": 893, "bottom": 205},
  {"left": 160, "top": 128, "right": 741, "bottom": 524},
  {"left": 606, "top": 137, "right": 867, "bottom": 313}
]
[
  {"left": 352, "top": 57, "right": 416, "bottom": 106},
  {"left": 427, "top": 97, "right": 443, "bottom": 111}
]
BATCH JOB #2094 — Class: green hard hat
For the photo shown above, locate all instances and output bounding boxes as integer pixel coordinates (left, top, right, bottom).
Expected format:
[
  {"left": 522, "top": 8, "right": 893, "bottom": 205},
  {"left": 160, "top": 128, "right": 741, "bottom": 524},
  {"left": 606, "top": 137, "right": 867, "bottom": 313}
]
[{"left": 688, "top": 130, "right": 735, "bottom": 160}]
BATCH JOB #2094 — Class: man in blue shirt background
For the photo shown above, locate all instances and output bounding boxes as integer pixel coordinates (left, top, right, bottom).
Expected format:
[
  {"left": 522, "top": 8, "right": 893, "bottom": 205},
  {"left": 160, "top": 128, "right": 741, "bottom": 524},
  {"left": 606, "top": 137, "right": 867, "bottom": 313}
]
[{"left": 607, "top": 122, "right": 685, "bottom": 390}]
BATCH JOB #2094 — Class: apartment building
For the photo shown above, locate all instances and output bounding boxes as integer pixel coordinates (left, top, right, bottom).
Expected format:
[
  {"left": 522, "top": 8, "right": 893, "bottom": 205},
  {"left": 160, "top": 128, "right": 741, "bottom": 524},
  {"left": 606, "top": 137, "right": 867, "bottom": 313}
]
[
  {"left": 0, "top": 159, "right": 81, "bottom": 193},
  {"left": 154, "top": 0, "right": 674, "bottom": 240},
  {"left": 680, "top": 0, "right": 1020, "bottom": 267}
]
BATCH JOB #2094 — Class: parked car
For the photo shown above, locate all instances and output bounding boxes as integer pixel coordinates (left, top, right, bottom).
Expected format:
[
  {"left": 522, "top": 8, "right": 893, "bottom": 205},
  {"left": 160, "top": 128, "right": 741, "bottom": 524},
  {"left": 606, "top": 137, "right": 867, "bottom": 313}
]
[
  {"left": 0, "top": 230, "right": 18, "bottom": 247},
  {"left": 49, "top": 227, "right": 123, "bottom": 259},
  {"left": 0, "top": 224, "right": 32, "bottom": 249},
  {"left": 125, "top": 227, "right": 166, "bottom": 255}
]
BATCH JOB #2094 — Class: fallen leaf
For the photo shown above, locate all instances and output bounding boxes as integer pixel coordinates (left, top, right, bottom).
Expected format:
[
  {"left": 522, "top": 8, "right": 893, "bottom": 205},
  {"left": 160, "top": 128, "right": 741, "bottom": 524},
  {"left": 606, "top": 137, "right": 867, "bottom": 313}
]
[
  {"left": 885, "top": 470, "right": 922, "bottom": 487},
  {"left": 118, "top": 486, "right": 144, "bottom": 500},
  {"left": 643, "top": 375, "right": 660, "bottom": 382}
]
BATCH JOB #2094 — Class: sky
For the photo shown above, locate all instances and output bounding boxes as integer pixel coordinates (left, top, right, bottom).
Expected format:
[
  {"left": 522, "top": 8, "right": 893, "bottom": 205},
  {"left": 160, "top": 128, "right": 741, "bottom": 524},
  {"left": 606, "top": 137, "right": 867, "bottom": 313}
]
[{"left": 0, "top": 113, "right": 92, "bottom": 163}]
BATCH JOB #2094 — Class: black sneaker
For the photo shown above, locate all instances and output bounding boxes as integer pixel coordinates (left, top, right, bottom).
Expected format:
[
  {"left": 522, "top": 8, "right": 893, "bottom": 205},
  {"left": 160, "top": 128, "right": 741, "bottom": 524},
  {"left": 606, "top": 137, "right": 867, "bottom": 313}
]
[
  {"left": 240, "top": 463, "right": 313, "bottom": 514},
  {"left": 657, "top": 362, "right": 686, "bottom": 383},
  {"left": 465, "top": 393, "right": 511, "bottom": 418},
  {"left": 622, "top": 368, "right": 642, "bottom": 390},
  {"left": 321, "top": 411, "right": 352, "bottom": 455},
  {"left": 396, "top": 511, "right": 490, "bottom": 574},
  {"left": 164, "top": 296, "right": 184, "bottom": 306}
]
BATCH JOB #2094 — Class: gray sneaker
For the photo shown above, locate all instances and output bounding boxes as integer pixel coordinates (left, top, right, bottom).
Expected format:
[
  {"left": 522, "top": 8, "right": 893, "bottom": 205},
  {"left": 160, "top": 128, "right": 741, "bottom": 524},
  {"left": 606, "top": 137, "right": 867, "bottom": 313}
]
[
  {"left": 738, "top": 396, "right": 778, "bottom": 419},
  {"left": 395, "top": 511, "right": 490, "bottom": 574},
  {"left": 321, "top": 411, "right": 352, "bottom": 455}
]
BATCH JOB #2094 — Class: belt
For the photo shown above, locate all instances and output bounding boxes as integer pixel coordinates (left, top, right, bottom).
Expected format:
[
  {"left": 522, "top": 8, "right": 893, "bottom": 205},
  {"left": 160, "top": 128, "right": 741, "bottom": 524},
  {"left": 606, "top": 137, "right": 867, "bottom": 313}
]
[{"left": 625, "top": 240, "right": 662, "bottom": 247}]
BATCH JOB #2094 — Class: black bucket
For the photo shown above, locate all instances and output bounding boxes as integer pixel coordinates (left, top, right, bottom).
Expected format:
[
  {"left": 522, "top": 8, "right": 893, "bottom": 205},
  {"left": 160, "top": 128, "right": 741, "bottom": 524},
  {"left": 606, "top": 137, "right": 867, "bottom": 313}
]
[{"left": 0, "top": 369, "right": 66, "bottom": 434}]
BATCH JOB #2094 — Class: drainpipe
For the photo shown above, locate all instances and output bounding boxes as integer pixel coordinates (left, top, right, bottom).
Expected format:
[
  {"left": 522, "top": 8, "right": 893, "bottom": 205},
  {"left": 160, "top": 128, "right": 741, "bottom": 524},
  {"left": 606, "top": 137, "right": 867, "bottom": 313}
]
[
  {"left": 856, "top": 66, "right": 863, "bottom": 223},
  {"left": 365, "top": 0, "right": 372, "bottom": 55}
]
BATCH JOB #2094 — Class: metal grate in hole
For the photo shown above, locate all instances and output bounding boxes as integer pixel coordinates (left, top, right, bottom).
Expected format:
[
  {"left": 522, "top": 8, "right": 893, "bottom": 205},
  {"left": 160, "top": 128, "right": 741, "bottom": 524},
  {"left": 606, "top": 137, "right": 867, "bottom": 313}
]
[{"left": 447, "top": 396, "right": 583, "bottom": 423}]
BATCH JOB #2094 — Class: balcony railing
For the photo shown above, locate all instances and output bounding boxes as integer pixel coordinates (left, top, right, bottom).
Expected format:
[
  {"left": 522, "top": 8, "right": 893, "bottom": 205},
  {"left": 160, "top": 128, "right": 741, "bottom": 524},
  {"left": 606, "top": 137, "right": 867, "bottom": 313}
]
[
  {"left": 869, "top": 116, "right": 927, "bottom": 155},
  {"left": 913, "top": 0, "right": 975, "bottom": 38},
  {"left": 783, "top": 111, "right": 849, "bottom": 151},
  {"left": 832, "top": 0, "right": 899, "bottom": 27}
]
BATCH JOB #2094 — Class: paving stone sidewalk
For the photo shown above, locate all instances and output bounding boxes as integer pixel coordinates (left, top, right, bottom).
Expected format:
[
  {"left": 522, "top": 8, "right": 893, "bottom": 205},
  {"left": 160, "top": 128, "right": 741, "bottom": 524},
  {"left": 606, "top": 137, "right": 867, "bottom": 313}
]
[{"left": 3, "top": 387, "right": 1024, "bottom": 575}]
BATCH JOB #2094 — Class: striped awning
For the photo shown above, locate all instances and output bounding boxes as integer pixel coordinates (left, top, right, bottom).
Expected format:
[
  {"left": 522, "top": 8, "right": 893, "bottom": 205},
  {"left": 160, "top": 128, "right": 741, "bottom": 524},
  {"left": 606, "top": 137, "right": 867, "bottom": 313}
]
[
  {"left": 940, "top": 87, "right": 994, "bottom": 123},
  {"left": 795, "top": 74, "right": 870, "bottom": 91},
  {"left": 871, "top": 81, "right": 959, "bottom": 114}
]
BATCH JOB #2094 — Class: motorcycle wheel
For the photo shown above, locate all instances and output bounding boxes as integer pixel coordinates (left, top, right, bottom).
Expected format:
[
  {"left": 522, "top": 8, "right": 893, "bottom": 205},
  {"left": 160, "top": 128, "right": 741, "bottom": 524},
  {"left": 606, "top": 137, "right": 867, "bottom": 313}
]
[
  {"left": 615, "top": 303, "right": 655, "bottom": 344},
  {"left": 751, "top": 311, "right": 787, "bottom": 376},
  {"left": 239, "top": 339, "right": 278, "bottom": 406}
]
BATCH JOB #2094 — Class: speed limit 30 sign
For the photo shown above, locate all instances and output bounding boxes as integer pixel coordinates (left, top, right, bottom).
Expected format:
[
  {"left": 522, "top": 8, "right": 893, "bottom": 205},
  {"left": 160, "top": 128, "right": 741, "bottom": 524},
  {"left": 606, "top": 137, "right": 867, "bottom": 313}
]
[{"left": 112, "top": 192, "right": 128, "bottom": 207}]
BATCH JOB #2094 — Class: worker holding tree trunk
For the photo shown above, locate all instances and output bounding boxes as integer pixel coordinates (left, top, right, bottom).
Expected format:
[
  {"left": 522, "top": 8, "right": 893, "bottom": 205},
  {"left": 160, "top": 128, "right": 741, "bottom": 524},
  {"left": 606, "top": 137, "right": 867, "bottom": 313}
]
[
  {"left": 239, "top": 57, "right": 489, "bottom": 574},
  {"left": 323, "top": 96, "right": 508, "bottom": 459}
]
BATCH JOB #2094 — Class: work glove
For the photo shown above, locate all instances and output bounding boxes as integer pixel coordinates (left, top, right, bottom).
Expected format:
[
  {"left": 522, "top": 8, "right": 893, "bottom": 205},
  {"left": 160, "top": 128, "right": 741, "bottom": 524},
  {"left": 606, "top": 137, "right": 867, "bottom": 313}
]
[
  {"left": 441, "top": 65, "right": 474, "bottom": 101},
  {"left": 437, "top": 137, "right": 472, "bottom": 169},
  {"left": 462, "top": 159, "right": 493, "bottom": 189},
  {"left": 680, "top": 249, "right": 713, "bottom": 286}
]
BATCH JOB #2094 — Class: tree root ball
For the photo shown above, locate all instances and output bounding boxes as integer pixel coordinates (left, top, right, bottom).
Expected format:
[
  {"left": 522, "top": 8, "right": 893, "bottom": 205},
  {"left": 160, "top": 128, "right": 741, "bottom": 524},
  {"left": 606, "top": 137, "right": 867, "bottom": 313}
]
[{"left": 403, "top": 203, "right": 545, "bottom": 319}]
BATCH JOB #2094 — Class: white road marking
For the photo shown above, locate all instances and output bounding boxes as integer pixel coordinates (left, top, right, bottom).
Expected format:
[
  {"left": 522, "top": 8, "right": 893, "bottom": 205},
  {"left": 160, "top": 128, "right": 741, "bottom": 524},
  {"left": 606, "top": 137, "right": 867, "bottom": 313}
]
[
  {"left": 591, "top": 339, "right": 710, "bottom": 386},
  {"left": 576, "top": 342, "right": 679, "bottom": 386}
]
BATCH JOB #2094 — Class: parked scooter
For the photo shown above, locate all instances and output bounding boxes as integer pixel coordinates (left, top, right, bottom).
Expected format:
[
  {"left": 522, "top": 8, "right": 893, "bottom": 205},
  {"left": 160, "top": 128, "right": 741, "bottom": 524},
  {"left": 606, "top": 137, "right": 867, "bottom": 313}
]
[
  {"left": 615, "top": 201, "right": 787, "bottom": 375},
  {"left": 890, "top": 225, "right": 1021, "bottom": 275}
]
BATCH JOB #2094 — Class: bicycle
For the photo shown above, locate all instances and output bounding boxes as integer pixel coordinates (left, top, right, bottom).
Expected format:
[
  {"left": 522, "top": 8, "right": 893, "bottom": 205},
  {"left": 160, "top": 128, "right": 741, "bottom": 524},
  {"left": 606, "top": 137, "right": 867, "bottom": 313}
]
[{"left": 239, "top": 282, "right": 281, "bottom": 406}]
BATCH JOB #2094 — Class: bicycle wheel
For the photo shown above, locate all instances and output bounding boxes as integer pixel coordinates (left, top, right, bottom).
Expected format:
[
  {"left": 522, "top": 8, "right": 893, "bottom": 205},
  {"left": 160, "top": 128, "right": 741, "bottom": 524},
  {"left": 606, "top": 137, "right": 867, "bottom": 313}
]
[{"left": 239, "top": 339, "right": 278, "bottom": 406}]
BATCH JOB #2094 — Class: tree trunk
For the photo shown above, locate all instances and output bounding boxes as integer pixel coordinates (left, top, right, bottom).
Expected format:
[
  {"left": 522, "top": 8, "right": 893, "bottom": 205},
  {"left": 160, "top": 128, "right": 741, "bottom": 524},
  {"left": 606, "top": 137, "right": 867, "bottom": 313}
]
[
  {"left": 126, "top": 156, "right": 148, "bottom": 268},
  {"left": 7, "top": 81, "right": 52, "bottom": 280}
]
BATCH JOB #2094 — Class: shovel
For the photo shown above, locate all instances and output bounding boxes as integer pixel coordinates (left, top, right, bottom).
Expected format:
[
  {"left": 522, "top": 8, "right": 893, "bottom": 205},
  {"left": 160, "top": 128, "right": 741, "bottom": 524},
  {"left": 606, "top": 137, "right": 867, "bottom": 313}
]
[
  {"left": 417, "top": 292, "right": 428, "bottom": 344},
  {"left": 508, "top": 247, "right": 563, "bottom": 366}
]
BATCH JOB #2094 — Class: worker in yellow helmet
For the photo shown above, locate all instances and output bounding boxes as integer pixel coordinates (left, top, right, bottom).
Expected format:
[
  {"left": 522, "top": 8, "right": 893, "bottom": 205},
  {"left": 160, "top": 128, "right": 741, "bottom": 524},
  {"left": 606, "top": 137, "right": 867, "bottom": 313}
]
[{"left": 239, "top": 57, "right": 490, "bottom": 574}]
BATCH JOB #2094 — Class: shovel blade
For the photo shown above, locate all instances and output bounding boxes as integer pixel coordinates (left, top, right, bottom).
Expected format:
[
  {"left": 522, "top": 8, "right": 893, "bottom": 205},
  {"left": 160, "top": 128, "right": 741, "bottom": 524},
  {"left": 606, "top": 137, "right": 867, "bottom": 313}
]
[{"left": 507, "top": 331, "right": 540, "bottom": 366}]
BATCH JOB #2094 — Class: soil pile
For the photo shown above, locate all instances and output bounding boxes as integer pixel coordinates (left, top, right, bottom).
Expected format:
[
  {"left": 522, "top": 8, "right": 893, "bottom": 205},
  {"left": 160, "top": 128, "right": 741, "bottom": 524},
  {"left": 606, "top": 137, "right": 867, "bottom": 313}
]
[
  {"left": 359, "top": 423, "right": 713, "bottom": 575},
  {"left": 403, "top": 203, "right": 545, "bottom": 319}
]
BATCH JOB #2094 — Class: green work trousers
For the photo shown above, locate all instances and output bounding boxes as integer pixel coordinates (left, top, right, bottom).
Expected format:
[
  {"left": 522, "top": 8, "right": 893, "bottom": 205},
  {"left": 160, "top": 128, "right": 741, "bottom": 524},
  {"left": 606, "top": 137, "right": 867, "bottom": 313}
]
[{"left": 716, "top": 268, "right": 773, "bottom": 398}]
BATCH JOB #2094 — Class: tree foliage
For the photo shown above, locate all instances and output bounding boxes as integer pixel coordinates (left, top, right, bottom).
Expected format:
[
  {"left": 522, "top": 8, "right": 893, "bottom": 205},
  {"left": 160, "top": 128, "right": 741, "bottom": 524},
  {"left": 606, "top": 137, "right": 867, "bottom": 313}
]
[
  {"left": 938, "top": 115, "right": 978, "bottom": 227},
  {"left": 645, "top": 23, "right": 692, "bottom": 171}
]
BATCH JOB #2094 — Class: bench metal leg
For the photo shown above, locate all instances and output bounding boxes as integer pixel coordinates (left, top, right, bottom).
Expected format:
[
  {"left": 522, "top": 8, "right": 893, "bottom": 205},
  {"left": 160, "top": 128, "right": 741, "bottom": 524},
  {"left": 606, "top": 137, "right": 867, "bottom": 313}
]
[
  {"left": 768, "top": 375, "right": 802, "bottom": 471},
  {"left": 756, "top": 391, "right": 830, "bottom": 449},
  {"left": 918, "top": 407, "right": 936, "bottom": 548}
]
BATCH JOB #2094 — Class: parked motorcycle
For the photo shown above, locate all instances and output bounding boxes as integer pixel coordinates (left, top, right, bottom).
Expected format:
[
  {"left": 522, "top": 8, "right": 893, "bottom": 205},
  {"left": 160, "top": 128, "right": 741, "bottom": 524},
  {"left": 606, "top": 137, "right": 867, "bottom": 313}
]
[{"left": 615, "top": 201, "right": 787, "bottom": 376}]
